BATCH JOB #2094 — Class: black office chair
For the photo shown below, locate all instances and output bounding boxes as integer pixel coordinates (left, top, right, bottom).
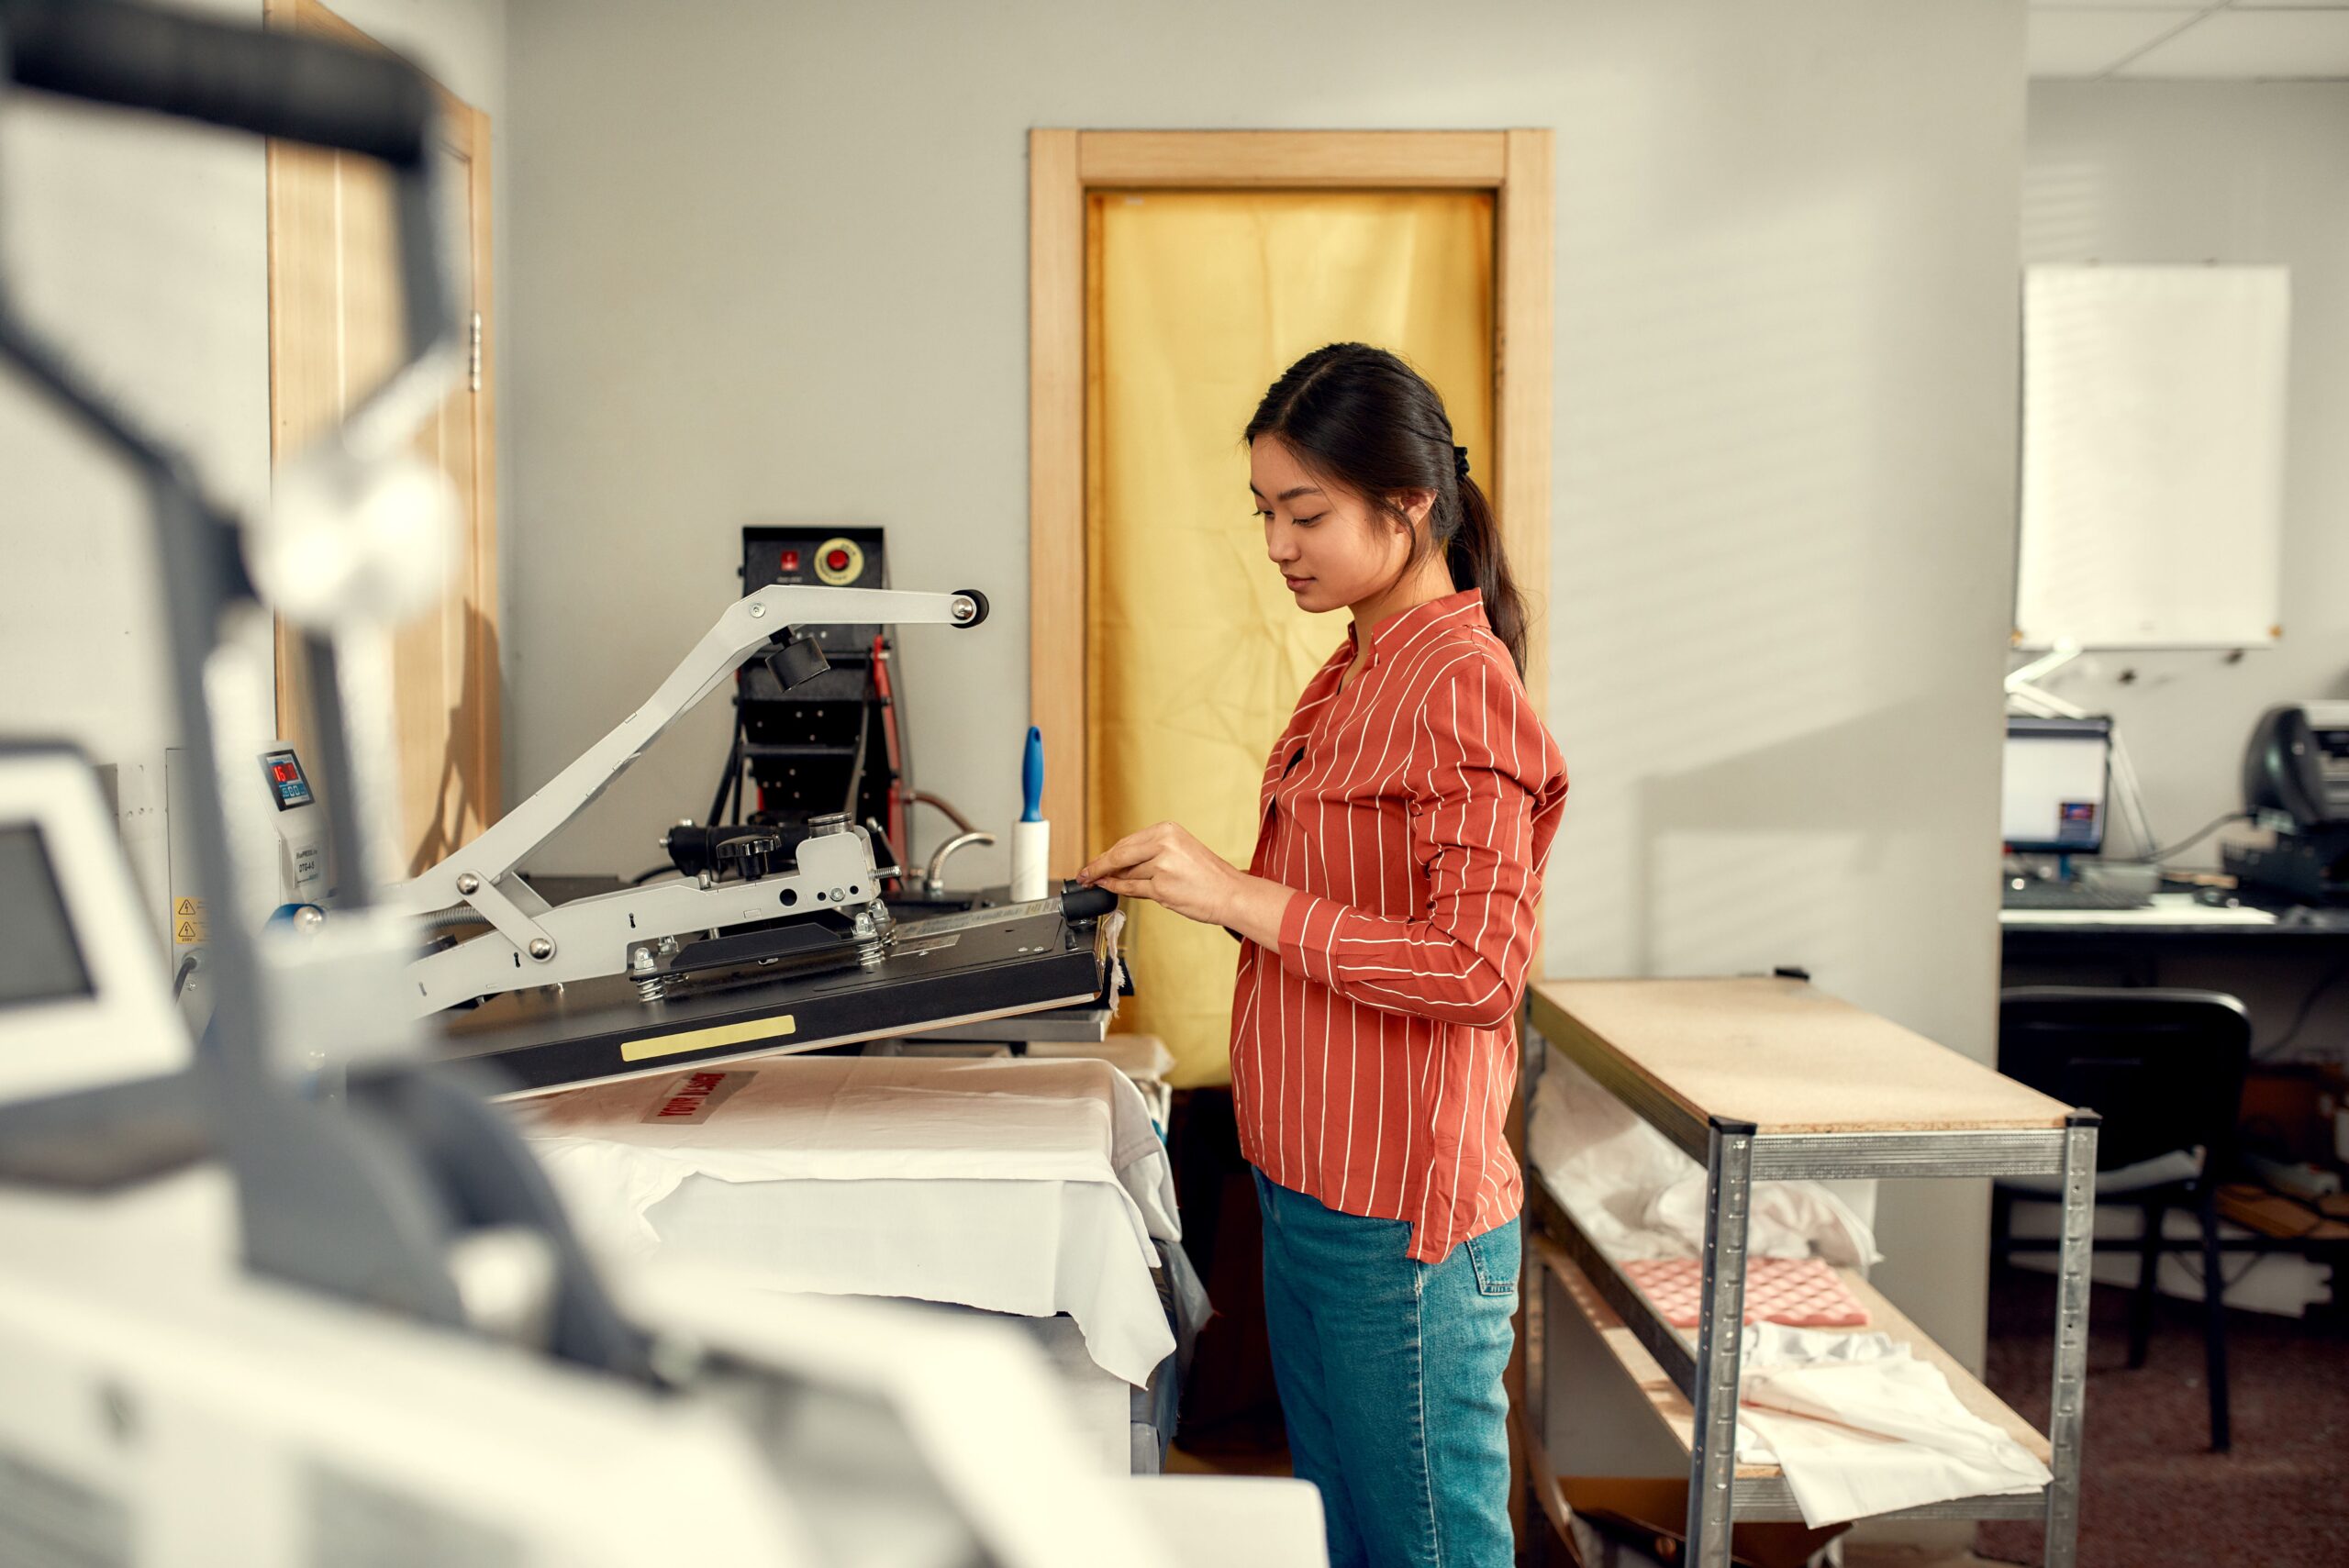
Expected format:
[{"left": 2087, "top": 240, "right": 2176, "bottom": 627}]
[{"left": 1990, "top": 987, "right": 2252, "bottom": 1452}]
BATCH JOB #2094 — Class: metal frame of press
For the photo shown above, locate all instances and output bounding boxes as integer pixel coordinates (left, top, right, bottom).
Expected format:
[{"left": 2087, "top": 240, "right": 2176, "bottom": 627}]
[
  {"left": 1519, "top": 995, "right": 2098, "bottom": 1568},
  {"left": 389, "top": 584, "right": 985, "bottom": 1015}
]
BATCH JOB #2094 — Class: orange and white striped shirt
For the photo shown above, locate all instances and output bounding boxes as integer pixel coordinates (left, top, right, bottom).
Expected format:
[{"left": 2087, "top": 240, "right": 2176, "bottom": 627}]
[{"left": 1230, "top": 589, "right": 1569, "bottom": 1265}]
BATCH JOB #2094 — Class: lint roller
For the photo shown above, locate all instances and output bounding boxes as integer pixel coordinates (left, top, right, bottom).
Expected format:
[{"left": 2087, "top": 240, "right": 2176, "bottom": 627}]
[{"left": 1009, "top": 725, "right": 1050, "bottom": 902}]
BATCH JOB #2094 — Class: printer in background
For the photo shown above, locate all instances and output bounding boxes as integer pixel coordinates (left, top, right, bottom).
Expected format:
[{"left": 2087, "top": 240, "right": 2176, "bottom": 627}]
[{"left": 2225, "top": 702, "right": 2349, "bottom": 906}]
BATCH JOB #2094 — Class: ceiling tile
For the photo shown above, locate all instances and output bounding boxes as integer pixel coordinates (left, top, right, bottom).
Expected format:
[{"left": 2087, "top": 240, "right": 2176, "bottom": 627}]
[
  {"left": 2030, "top": 10, "right": 2210, "bottom": 76},
  {"left": 2120, "top": 10, "right": 2349, "bottom": 74}
]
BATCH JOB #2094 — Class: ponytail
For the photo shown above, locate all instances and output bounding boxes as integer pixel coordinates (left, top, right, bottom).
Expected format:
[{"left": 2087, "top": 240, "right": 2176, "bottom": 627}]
[
  {"left": 1245, "top": 342, "right": 1531, "bottom": 678},
  {"left": 1446, "top": 473, "right": 1529, "bottom": 677}
]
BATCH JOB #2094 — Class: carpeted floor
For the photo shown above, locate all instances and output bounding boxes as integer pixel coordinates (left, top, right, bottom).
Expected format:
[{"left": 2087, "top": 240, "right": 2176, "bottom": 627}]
[
  {"left": 1170, "top": 1248, "right": 2349, "bottom": 1564},
  {"left": 1976, "top": 1262, "right": 2349, "bottom": 1567}
]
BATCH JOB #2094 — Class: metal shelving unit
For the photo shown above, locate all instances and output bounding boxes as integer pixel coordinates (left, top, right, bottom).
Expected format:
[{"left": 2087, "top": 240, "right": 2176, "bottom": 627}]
[{"left": 1516, "top": 976, "right": 2098, "bottom": 1568}]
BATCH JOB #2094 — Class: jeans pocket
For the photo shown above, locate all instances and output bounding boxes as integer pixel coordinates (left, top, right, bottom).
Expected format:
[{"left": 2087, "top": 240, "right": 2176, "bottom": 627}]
[{"left": 1464, "top": 1223, "right": 1520, "bottom": 1297}]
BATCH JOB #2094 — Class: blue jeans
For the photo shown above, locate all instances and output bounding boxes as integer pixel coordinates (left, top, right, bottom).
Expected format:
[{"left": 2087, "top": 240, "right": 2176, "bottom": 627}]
[{"left": 1254, "top": 1169, "right": 1519, "bottom": 1568}]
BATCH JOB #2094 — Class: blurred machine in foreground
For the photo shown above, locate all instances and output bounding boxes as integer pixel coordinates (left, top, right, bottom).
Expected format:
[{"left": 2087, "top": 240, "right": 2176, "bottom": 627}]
[
  {"left": 0, "top": 5, "right": 1215, "bottom": 1564},
  {"left": 1, "top": 726, "right": 1163, "bottom": 1565}
]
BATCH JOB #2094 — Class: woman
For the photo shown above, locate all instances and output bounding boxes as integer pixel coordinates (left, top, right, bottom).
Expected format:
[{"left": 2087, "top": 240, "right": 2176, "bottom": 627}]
[{"left": 1079, "top": 343, "right": 1569, "bottom": 1568}]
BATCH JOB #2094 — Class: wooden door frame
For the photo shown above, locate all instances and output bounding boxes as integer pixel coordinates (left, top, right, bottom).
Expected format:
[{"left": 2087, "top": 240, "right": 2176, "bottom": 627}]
[
  {"left": 1028, "top": 129, "right": 1553, "bottom": 877},
  {"left": 264, "top": 0, "right": 502, "bottom": 818}
]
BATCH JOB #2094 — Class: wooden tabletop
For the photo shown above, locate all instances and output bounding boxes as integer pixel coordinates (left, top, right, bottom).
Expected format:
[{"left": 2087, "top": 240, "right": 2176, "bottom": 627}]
[{"left": 1530, "top": 976, "right": 2074, "bottom": 1136}]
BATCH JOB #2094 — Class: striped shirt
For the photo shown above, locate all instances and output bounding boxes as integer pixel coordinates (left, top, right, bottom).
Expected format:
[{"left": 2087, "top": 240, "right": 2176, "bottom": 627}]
[{"left": 1230, "top": 589, "right": 1569, "bottom": 1265}]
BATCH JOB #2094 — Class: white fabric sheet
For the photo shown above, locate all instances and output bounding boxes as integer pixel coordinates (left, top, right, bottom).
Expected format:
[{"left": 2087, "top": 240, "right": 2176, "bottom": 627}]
[
  {"left": 516, "top": 1058, "right": 1180, "bottom": 1386},
  {"left": 1528, "top": 1055, "right": 1879, "bottom": 1266},
  {"left": 1732, "top": 1325, "right": 2051, "bottom": 1528}
]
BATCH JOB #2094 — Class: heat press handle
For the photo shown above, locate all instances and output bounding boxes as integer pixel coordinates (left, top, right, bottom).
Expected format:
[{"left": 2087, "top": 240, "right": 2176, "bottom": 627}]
[
  {"left": 1059, "top": 883, "right": 1118, "bottom": 922},
  {"left": 1, "top": 0, "right": 437, "bottom": 167}
]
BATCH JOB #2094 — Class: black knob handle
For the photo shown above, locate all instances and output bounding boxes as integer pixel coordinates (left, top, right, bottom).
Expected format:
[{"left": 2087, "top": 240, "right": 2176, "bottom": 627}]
[
  {"left": 715, "top": 831, "right": 784, "bottom": 882},
  {"left": 1059, "top": 884, "right": 1119, "bottom": 921},
  {"left": 763, "top": 633, "right": 829, "bottom": 692}
]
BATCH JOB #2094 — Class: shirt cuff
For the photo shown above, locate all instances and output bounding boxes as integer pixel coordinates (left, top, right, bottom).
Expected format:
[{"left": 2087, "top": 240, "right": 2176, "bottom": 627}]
[{"left": 1278, "top": 892, "right": 1339, "bottom": 985}]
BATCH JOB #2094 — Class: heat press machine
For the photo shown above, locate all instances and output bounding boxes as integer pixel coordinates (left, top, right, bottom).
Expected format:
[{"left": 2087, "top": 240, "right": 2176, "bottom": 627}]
[
  {"left": 390, "top": 581, "right": 994, "bottom": 1015},
  {"left": 388, "top": 584, "right": 1122, "bottom": 1094},
  {"left": 2225, "top": 701, "right": 2349, "bottom": 905}
]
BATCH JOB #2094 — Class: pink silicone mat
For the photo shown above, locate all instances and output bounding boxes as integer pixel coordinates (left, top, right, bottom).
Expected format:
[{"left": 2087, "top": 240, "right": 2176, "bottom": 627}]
[{"left": 1620, "top": 1256, "right": 1870, "bottom": 1329}]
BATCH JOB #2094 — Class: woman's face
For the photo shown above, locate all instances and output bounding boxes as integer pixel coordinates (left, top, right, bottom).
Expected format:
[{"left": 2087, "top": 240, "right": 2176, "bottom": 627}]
[{"left": 1250, "top": 435, "right": 1427, "bottom": 616}]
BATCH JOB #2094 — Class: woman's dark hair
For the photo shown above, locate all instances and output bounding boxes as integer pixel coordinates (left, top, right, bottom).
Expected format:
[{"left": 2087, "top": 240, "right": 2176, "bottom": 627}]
[{"left": 1243, "top": 342, "right": 1529, "bottom": 675}]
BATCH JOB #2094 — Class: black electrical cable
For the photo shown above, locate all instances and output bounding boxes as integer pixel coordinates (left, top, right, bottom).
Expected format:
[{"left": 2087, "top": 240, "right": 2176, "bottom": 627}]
[
  {"left": 839, "top": 663, "right": 874, "bottom": 818},
  {"left": 908, "top": 790, "right": 975, "bottom": 835},
  {"left": 2256, "top": 958, "right": 2349, "bottom": 1058},
  {"left": 704, "top": 702, "right": 746, "bottom": 828},
  {"left": 626, "top": 865, "right": 682, "bottom": 887}
]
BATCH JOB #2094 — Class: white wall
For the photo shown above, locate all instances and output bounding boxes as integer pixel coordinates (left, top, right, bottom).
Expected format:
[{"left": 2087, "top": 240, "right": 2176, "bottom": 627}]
[
  {"left": 505, "top": 0, "right": 2029, "bottom": 1364},
  {"left": 0, "top": 0, "right": 507, "bottom": 924},
  {"left": 2020, "top": 83, "right": 2349, "bottom": 866}
]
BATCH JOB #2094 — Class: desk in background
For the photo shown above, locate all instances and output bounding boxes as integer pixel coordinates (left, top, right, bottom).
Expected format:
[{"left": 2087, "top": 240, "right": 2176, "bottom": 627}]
[{"left": 2002, "top": 895, "right": 2349, "bottom": 1059}]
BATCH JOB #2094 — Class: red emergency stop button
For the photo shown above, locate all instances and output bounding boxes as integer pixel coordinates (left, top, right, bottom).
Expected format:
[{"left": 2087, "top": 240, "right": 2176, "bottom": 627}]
[{"left": 814, "top": 536, "right": 863, "bottom": 585}]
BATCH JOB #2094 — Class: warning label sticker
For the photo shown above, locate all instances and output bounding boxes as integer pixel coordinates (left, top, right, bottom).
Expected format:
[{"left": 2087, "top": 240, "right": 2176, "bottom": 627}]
[{"left": 641, "top": 1070, "right": 751, "bottom": 1125}]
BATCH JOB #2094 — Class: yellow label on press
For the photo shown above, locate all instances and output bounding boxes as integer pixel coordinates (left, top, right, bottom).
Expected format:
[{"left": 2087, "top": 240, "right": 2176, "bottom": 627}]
[{"left": 620, "top": 1015, "right": 796, "bottom": 1062}]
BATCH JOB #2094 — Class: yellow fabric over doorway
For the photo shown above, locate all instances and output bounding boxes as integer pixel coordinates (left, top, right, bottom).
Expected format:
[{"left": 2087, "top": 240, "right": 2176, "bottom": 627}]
[{"left": 1087, "top": 189, "right": 1495, "bottom": 1088}]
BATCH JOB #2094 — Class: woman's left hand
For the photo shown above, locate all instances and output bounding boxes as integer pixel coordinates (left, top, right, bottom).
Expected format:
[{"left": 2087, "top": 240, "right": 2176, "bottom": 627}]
[{"left": 1077, "top": 821, "right": 1243, "bottom": 924}]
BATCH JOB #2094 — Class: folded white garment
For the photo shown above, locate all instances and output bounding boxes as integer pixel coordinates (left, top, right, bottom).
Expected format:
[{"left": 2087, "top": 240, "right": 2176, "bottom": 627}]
[
  {"left": 1527, "top": 1055, "right": 2035, "bottom": 1528},
  {"left": 1732, "top": 1324, "right": 2051, "bottom": 1527},
  {"left": 1529, "top": 1055, "right": 1879, "bottom": 1266},
  {"left": 516, "top": 1057, "right": 1181, "bottom": 1386}
]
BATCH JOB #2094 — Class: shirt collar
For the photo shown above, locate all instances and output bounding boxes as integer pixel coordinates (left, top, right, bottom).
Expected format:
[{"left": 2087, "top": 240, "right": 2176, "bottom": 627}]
[{"left": 1348, "top": 588, "right": 1487, "bottom": 666}]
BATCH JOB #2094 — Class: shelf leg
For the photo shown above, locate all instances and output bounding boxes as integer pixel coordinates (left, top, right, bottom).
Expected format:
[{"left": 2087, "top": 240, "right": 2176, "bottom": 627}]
[
  {"left": 1685, "top": 1117, "right": 1755, "bottom": 1568},
  {"left": 1520, "top": 1018, "right": 1553, "bottom": 1562},
  {"left": 2043, "top": 1114, "right": 2098, "bottom": 1568}
]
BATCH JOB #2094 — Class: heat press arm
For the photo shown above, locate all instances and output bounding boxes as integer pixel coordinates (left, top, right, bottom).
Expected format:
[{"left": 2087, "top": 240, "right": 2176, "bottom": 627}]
[{"left": 391, "top": 584, "right": 985, "bottom": 1013}]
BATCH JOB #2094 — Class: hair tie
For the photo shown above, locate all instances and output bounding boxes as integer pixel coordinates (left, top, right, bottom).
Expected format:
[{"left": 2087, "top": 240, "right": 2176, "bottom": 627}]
[{"left": 1453, "top": 445, "right": 1471, "bottom": 482}]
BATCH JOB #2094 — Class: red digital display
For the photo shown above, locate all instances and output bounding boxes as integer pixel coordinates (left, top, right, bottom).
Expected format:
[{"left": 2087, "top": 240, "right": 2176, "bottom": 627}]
[{"left": 262, "top": 751, "right": 313, "bottom": 810}]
